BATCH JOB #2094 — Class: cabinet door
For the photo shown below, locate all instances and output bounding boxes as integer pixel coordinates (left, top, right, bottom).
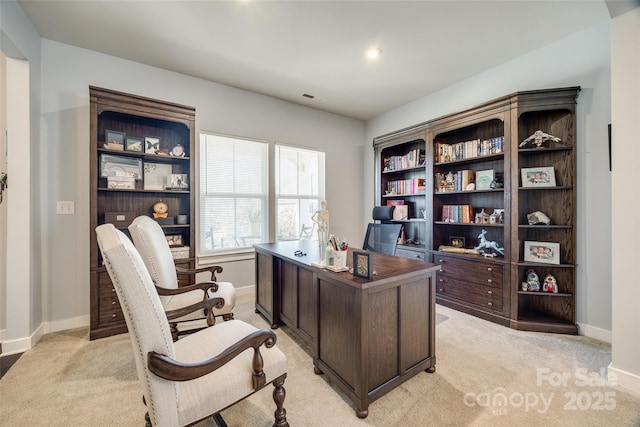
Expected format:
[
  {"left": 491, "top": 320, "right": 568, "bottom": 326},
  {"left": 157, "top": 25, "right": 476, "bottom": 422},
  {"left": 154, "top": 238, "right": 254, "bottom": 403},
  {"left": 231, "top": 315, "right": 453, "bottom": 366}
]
[
  {"left": 297, "top": 267, "right": 317, "bottom": 343},
  {"left": 256, "top": 252, "right": 274, "bottom": 318},
  {"left": 280, "top": 261, "right": 298, "bottom": 327}
]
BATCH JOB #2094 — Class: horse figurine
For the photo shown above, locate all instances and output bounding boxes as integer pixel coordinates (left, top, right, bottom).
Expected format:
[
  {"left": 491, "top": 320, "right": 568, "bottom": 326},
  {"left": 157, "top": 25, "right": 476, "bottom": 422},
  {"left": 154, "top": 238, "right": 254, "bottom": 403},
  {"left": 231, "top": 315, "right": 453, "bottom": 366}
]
[{"left": 473, "top": 229, "right": 504, "bottom": 256}]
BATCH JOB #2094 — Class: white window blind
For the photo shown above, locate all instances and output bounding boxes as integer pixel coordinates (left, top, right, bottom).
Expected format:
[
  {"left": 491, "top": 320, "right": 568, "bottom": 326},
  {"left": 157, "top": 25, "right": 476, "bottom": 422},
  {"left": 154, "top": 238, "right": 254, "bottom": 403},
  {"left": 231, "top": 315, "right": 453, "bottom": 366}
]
[
  {"left": 275, "top": 144, "right": 325, "bottom": 241},
  {"left": 200, "top": 133, "right": 268, "bottom": 253}
]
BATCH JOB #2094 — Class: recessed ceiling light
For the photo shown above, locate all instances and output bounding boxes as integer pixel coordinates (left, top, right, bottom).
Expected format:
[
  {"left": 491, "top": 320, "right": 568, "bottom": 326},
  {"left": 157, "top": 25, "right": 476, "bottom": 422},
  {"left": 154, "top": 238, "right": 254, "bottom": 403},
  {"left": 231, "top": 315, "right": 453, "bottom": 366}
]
[{"left": 366, "top": 47, "right": 382, "bottom": 59}]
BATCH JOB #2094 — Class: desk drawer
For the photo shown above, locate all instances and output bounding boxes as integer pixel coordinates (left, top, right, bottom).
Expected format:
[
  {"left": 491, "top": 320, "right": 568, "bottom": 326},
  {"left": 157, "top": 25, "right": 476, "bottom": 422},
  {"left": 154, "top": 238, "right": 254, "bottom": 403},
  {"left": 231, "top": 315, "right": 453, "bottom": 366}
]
[{"left": 395, "top": 248, "right": 426, "bottom": 262}]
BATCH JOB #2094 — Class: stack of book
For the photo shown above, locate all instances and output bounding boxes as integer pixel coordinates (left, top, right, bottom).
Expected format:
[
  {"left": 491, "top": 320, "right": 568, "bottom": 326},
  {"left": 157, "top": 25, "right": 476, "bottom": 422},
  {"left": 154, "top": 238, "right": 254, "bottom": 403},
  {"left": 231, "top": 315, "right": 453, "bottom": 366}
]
[
  {"left": 435, "top": 136, "right": 504, "bottom": 163},
  {"left": 441, "top": 205, "right": 474, "bottom": 223},
  {"left": 383, "top": 149, "right": 426, "bottom": 171}
]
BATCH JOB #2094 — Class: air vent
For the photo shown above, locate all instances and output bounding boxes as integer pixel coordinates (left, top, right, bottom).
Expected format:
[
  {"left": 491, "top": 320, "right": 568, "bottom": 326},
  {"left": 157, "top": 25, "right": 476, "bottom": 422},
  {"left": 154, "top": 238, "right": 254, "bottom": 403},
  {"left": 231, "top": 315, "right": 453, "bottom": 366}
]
[{"left": 302, "top": 93, "right": 315, "bottom": 99}]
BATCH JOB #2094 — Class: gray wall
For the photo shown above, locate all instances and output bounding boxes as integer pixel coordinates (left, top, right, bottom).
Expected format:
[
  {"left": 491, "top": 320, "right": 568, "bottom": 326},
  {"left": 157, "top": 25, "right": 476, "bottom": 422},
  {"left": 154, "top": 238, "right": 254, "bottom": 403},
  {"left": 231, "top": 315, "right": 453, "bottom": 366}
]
[
  {"left": 364, "top": 22, "right": 613, "bottom": 338},
  {"left": 38, "top": 39, "right": 364, "bottom": 327}
]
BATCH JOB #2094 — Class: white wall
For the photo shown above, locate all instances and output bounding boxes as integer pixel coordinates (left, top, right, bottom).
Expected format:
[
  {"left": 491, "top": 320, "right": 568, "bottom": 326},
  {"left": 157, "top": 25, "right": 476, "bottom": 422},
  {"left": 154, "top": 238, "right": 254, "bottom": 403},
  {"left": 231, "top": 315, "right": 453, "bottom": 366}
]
[
  {"left": 0, "top": 0, "right": 42, "bottom": 353},
  {"left": 610, "top": 6, "right": 640, "bottom": 396},
  {"left": 38, "top": 39, "right": 364, "bottom": 327},
  {"left": 365, "top": 22, "right": 613, "bottom": 338}
]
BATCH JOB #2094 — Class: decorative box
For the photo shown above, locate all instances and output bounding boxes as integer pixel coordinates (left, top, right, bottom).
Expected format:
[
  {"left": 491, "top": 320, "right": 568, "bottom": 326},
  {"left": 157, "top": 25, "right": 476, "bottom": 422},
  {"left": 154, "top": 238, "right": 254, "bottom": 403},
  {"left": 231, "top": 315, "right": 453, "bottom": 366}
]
[
  {"left": 170, "top": 246, "right": 190, "bottom": 260},
  {"left": 104, "top": 211, "right": 136, "bottom": 228},
  {"left": 107, "top": 176, "right": 135, "bottom": 189},
  {"left": 154, "top": 217, "right": 175, "bottom": 225}
]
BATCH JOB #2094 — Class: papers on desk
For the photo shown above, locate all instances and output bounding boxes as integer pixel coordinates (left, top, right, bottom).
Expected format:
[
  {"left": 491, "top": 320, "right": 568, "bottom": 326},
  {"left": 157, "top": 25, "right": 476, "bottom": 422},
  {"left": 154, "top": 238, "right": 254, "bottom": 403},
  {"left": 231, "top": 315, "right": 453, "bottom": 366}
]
[{"left": 326, "top": 265, "right": 349, "bottom": 273}]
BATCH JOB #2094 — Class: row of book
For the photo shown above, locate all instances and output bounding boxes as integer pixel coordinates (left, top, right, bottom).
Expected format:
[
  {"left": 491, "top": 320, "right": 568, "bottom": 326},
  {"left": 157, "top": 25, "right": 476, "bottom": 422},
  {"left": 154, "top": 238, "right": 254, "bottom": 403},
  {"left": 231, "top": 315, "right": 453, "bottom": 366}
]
[
  {"left": 383, "top": 149, "right": 425, "bottom": 171},
  {"left": 435, "top": 136, "right": 504, "bottom": 163},
  {"left": 435, "top": 170, "right": 475, "bottom": 193},
  {"left": 441, "top": 204, "right": 474, "bottom": 223},
  {"left": 386, "top": 178, "right": 426, "bottom": 195}
]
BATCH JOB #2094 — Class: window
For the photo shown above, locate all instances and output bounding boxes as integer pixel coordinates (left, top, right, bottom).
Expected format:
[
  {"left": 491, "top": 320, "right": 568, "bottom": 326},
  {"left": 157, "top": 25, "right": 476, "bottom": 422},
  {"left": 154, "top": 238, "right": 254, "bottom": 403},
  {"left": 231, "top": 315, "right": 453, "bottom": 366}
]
[
  {"left": 275, "top": 144, "right": 325, "bottom": 242},
  {"left": 200, "top": 133, "right": 268, "bottom": 254}
]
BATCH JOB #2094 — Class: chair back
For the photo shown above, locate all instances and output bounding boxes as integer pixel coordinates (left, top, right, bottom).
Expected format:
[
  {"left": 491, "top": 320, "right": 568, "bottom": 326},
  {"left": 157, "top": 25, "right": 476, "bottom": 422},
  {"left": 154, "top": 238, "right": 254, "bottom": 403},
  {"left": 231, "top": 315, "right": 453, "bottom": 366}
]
[
  {"left": 96, "top": 224, "right": 179, "bottom": 426},
  {"left": 128, "top": 216, "right": 180, "bottom": 301},
  {"left": 362, "top": 223, "right": 402, "bottom": 256}
]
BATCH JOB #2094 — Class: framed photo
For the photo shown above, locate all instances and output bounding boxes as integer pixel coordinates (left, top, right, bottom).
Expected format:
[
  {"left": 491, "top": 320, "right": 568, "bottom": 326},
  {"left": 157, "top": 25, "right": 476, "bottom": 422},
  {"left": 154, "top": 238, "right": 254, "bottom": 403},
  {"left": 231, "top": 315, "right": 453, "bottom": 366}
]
[
  {"left": 144, "top": 162, "right": 172, "bottom": 190},
  {"left": 165, "top": 234, "right": 183, "bottom": 247},
  {"left": 125, "top": 137, "right": 143, "bottom": 152},
  {"left": 475, "top": 169, "right": 495, "bottom": 191},
  {"left": 104, "top": 129, "right": 125, "bottom": 150},
  {"left": 100, "top": 153, "right": 142, "bottom": 180},
  {"left": 145, "top": 136, "right": 160, "bottom": 154},
  {"left": 449, "top": 236, "right": 466, "bottom": 248},
  {"left": 521, "top": 166, "right": 556, "bottom": 188},
  {"left": 524, "top": 241, "right": 560, "bottom": 265},
  {"left": 167, "top": 173, "right": 188, "bottom": 189},
  {"left": 352, "top": 250, "right": 373, "bottom": 280},
  {"left": 393, "top": 205, "right": 409, "bottom": 220}
]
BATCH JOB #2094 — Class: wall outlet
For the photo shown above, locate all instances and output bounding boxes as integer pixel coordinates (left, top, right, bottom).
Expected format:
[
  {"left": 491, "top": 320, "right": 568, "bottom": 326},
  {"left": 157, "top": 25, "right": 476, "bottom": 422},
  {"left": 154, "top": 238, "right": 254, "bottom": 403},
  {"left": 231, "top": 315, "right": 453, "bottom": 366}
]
[{"left": 57, "top": 201, "right": 74, "bottom": 214}]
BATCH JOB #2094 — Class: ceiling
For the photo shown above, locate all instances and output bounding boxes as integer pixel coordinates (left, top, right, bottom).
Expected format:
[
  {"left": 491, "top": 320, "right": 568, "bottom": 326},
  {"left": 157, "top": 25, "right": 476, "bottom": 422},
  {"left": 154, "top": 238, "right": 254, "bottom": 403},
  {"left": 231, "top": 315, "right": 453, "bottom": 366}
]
[{"left": 18, "top": 0, "right": 615, "bottom": 121}]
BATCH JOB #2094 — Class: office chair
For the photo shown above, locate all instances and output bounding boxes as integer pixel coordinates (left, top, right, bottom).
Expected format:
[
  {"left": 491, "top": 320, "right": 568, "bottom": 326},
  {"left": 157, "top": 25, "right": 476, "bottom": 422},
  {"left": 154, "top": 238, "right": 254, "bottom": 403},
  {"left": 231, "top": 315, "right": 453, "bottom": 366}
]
[{"left": 362, "top": 206, "right": 402, "bottom": 256}]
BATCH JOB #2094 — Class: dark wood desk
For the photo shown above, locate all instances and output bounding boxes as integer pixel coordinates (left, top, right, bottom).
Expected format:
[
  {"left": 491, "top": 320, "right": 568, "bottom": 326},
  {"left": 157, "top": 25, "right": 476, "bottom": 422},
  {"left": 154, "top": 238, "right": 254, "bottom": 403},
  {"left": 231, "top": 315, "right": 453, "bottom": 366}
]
[{"left": 254, "top": 241, "right": 440, "bottom": 418}]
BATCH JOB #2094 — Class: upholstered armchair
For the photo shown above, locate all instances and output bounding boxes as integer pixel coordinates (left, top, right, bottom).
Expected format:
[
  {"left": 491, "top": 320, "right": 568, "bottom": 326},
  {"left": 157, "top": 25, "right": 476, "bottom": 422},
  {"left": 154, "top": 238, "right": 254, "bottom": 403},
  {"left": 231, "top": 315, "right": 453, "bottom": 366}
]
[
  {"left": 96, "top": 224, "right": 288, "bottom": 427},
  {"left": 128, "top": 215, "right": 236, "bottom": 340}
]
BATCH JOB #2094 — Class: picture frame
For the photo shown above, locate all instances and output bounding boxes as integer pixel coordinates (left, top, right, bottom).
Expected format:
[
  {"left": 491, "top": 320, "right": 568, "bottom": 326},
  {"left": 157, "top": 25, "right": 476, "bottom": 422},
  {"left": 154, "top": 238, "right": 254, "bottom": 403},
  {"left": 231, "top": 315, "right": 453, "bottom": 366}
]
[
  {"left": 100, "top": 153, "right": 142, "bottom": 180},
  {"left": 524, "top": 241, "right": 560, "bottom": 265},
  {"left": 104, "top": 129, "right": 125, "bottom": 151},
  {"left": 144, "top": 162, "right": 172, "bottom": 190},
  {"left": 352, "top": 250, "right": 373, "bottom": 279},
  {"left": 393, "top": 205, "right": 409, "bottom": 220},
  {"left": 475, "top": 169, "right": 495, "bottom": 191},
  {"left": 449, "top": 236, "right": 466, "bottom": 248},
  {"left": 125, "top": 137, "right": 143, "bottom": 152},
  {"left": 165, "top": 234, "right": 183, "bottom": 247},
  {"left": 145, "top": 136, "right": 160, "bottom": 154},
  {"left": 521, "top": 166, "right": 556, "bottom": 188},
  {"left": 167, "top": 173, "right": 188, "bottom": 190}
]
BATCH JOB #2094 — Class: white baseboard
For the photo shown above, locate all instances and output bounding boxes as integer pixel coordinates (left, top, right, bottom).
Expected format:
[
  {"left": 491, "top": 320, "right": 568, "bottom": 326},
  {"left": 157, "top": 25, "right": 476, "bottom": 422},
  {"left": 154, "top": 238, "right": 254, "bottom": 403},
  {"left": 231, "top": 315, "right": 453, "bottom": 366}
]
[
  {"left": 608, "top": 363, "right": 640, "bottom": 397},
  {"left": 235, "top": 285, "right": 254, "bottom": 297},
  {"left": 43, "top": 315, "right": 90, "bottom": 335},
  {"left": 578, "top": 322, "right": 612, "bottom": 344},
  {"left": 0, "top": 315, "right": 89, "bottom": 356}
]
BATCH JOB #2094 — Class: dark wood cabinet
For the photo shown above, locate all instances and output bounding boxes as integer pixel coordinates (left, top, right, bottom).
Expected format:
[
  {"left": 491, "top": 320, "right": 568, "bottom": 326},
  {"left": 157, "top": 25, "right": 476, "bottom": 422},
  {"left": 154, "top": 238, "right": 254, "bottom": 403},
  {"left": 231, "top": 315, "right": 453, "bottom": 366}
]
[
  {"left": 374, "top": 87, "right": 580, "bottom": 334},
  {"left": 89, "top": 87, "right": 196, "bottom": 340}
]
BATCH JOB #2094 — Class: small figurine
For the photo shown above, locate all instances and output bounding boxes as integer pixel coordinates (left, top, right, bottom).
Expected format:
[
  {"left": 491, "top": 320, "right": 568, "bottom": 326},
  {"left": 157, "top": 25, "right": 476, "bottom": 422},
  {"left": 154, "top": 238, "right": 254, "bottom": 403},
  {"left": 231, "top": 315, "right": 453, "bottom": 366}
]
[
  {"left": 526, "top": 269, "right": 540, "bottom": 291},
  {"left": 519, "top": 130, "right": 561, "bottom": 148},
  {"left": 473, "top": 229, "right": 504, "bottom": 256},
  {"left": 475, "top": 208, "right": 490, "bottom": 224},
  {"left": 543, "top": 274, "right": 558, "bottom": 293},
  {"left": 153, "top": 200, "right": 168, "bottom": 219}
]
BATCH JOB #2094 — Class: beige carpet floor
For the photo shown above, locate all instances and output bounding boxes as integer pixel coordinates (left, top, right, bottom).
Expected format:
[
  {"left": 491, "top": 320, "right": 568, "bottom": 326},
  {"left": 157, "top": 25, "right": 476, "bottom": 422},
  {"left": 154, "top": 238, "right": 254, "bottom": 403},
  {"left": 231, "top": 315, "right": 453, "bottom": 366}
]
[{"left": 1, "top": 293, "right": 639, "bottom": 426}]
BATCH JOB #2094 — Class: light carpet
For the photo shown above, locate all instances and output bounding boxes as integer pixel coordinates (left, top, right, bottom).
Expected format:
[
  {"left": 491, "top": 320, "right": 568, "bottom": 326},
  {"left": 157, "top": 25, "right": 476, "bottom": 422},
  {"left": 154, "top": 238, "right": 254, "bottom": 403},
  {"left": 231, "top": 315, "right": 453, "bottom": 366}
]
[{"left": 1, "top": 294, "right": 639, "bottom": 426}]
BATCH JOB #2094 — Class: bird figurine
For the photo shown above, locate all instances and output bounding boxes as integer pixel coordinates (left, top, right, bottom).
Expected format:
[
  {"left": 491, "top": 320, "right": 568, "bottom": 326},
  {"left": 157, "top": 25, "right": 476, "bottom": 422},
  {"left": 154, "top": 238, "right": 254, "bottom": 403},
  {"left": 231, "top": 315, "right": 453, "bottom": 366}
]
[{"left": 519, "top": 130, "right": 561, "bottom": 148}]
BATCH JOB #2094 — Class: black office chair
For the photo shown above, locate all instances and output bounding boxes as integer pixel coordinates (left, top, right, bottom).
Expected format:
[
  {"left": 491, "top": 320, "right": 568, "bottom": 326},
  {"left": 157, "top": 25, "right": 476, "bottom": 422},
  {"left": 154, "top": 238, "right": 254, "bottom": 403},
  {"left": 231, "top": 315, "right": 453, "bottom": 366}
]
[{"left": 362, "top": 206, "right": 402, "bottom": 256}]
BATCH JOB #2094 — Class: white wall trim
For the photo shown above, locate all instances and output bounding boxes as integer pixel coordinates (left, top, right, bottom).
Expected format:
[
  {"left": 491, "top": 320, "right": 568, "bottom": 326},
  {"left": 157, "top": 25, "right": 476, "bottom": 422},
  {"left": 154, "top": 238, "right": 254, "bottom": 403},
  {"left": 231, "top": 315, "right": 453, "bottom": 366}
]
[
  {"left": 608, "top": 363, "right": 640, "bottom": 398},
  {"left": 235, "top": 285, "right": 254, "bottom": 298},
  {"left": 578, "top": 322, "right": 612, "bottom": 344},
  {"left": 43, "top": 314, "right": 89, "bottom": 335}
]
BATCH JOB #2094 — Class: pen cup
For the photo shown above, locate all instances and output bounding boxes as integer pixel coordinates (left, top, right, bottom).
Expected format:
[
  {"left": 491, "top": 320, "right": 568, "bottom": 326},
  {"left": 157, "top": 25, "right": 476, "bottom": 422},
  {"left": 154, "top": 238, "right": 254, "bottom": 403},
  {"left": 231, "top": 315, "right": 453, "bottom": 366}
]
[{"left": 334, "top": 250, "right": 347, "bottom": 269}]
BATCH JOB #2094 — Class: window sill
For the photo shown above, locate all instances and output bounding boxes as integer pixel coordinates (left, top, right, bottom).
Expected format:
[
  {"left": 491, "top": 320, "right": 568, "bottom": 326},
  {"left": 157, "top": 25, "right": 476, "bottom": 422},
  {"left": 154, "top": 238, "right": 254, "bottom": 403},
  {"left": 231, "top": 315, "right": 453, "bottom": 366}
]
[{"left": 197, "top": 248, "right": 256, "bottom": 266}]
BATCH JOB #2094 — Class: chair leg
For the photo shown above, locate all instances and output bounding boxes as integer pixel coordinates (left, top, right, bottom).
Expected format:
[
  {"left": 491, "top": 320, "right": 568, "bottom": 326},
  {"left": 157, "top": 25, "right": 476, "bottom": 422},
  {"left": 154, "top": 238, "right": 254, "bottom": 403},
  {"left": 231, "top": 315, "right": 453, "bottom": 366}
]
[
  {"left": 272, "top": 375, "right": 288, "bottom": 427},
  {"left": 213, "top": 412, "right": 227, "bottom": 427},
  {"left": 170, "top": 322, "right": 179, "bottom": 341}
]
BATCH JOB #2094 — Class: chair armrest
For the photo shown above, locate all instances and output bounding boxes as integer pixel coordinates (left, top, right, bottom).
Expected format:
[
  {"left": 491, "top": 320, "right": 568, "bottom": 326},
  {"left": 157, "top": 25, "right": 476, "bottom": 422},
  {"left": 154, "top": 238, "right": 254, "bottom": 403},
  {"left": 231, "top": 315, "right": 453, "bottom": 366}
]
[
  {"left": 176, "top": 265, "right": 223, "bottom": 282},
  {"left": 154, "top": 281, "right": 219, "bottom": 296},
  {"left": 165, "top": 296, "right": 225, "bottom": 326},
  {"left": 148, "top": 329, "right": 277, "bottom": 389}
]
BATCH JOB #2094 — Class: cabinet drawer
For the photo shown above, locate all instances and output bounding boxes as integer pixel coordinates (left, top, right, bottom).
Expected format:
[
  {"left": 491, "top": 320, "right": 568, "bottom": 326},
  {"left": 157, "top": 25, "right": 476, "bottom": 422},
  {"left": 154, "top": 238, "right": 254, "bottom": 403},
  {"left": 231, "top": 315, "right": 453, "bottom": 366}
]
[
  {"left": 395, "top": 248, "right": 426, "bottom": 262},
  {"left": 435, "top": 254, "right": 503, "bottom": 288},
  {"left": 436, "top": 277, "right": 503, "bottom": 312}
]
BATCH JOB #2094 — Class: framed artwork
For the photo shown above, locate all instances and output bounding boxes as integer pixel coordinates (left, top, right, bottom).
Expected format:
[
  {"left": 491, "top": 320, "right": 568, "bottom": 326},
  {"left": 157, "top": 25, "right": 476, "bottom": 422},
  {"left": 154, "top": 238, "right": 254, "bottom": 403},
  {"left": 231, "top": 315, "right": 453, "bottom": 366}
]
[
  {"left": 524, "top": 241, "right": 560, "bottom": 265},
  {"left": 100, "top": 153, "right": 142, "bottom": 180},
  {"left": 167, "top": 173, "right": 188, "bottom": 189},
  {"left": 145, "top": 136, "right": 160, "bottom": 154},
  {"left": 352, "top": 250, "right": 373, "bottom": 279},
  {"left": 125, "top": 137, "right": 143, "bottom": 152},
  {"left": 105, "top": 129, "right": 125, "bottom": 145},
  {"left": 165, "top": 234, "right": 183, "bottom": 247},
  {"left": 521, "top": 166, "right": 556, "bottom": 188},
  {"left": 475, "top": 169, "right": 495, "bottom": 190},
  {"left": 144, "top": 162, "right": 172, "bottom": 190},
  {"left": 393, "top": 205, "right": 409, "bottom": 220}
]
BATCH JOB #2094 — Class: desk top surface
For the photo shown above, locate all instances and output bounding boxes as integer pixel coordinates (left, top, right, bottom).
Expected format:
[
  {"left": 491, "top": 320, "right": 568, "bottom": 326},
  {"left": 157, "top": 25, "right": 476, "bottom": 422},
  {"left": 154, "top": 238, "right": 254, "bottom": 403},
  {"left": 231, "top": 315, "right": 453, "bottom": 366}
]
[{"left": 254, "top": 240, "right": 439, "bottom": 288}]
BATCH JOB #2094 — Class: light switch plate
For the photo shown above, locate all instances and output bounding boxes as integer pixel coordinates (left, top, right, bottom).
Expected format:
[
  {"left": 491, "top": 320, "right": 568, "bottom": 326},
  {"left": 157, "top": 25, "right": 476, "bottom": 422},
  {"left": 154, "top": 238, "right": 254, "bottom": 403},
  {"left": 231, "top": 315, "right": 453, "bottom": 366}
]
[{"left": 57, "top": 201, "right": 75, "bottom": 214}]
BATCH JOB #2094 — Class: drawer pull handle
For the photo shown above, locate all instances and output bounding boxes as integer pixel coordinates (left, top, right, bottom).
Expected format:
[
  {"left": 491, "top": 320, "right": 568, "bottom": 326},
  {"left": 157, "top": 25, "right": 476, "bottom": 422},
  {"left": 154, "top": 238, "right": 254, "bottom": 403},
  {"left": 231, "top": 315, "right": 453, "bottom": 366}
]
[
  {"left": 112, "top": 300, "right": 116, "bottom": 305},
  {"left": 111, "top": 313, "right": 117, "bottom": 318},
  {"left": 439, "top": 278, "right": 444, "bottom": 283},
  {"left": 487, "top": 267, "right": 493, "bottom": 272},
  {"left": 415, "top": 255, "right": 420, "bottom": 259},
  {"left": 487, "top": 279, "right": 493, "bottom": 284},
  {"left": 439, "top": 259, "right": 444, "bottom": 263},
  {"left": 487, "top": 290, "right": 493, "bottom": 295},
  {"left": 487, "top": 302, "right": 493, "bottom": 306},
  {"left": 438, "top": 288, "right": 444, "bottom": 292}
]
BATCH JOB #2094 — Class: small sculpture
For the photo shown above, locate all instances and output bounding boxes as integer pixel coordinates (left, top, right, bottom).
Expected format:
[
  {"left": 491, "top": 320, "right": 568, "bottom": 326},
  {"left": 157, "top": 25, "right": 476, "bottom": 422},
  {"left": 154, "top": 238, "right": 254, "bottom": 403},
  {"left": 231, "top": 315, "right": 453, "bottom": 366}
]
[
  {"left": 525, "top": 269, "right": 540, "bottom": 291},
  {"left": 519, "top": 130, "right": 561, "bottom": 148},
  {"left": 475, "top": 208, "right": 490, "bottom": 224},
  {"left": 543, "top": 274, "right": 558, "bottom": 293},
  {"left": 527, "top": 210, "right": 551, "bottom": 225},
  {"left": 473, "top": 229, "right": 504, "bottom": 256}
]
